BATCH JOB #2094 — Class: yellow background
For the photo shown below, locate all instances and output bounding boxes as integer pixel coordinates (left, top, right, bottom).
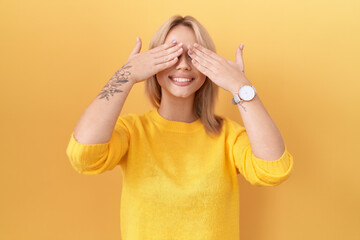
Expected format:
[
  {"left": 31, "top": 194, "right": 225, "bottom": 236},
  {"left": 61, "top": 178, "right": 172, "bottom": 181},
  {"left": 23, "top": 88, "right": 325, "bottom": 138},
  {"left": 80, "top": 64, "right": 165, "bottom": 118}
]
[{"left": 1, "top": 0, "right": 359, "bottom": 239}]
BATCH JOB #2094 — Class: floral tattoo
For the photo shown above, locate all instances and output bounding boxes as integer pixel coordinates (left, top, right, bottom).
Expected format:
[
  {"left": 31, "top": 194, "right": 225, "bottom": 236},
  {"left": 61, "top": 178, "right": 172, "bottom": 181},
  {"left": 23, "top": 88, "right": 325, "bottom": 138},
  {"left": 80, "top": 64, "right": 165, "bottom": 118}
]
[{"left": 98, "top": 64, "right": 132, "bottom": 101}]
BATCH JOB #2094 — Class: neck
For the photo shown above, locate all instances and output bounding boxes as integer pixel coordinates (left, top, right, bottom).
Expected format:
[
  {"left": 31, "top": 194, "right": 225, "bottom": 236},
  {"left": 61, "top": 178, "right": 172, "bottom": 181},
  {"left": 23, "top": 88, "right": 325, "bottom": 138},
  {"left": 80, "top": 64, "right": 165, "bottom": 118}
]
[{"left": 157, "top": 93, "right": 198, "bottom": 123}]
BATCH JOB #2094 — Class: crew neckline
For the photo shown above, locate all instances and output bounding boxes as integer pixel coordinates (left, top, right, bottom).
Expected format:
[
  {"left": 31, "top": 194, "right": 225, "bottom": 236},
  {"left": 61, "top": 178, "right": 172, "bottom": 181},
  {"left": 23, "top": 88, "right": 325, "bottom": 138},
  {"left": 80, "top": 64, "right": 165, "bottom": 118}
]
[{"left": 148, "top": 109, "right": 203, "bottom": 133}]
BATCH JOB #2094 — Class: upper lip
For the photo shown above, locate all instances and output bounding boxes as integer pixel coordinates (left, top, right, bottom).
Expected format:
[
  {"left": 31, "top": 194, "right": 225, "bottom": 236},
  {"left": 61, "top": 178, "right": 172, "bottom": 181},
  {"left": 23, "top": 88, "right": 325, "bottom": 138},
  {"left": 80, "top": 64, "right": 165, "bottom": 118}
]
[{"left": 169, "top": 75, "right": 194, "bottom": 79}]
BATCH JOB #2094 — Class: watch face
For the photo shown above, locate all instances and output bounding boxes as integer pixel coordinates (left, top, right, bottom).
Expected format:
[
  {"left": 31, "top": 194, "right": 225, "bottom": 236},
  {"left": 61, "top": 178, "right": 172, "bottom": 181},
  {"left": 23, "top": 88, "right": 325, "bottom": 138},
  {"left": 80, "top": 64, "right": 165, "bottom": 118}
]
[{"left": 239, "top": 85, "right": 255, "bottom": 101}]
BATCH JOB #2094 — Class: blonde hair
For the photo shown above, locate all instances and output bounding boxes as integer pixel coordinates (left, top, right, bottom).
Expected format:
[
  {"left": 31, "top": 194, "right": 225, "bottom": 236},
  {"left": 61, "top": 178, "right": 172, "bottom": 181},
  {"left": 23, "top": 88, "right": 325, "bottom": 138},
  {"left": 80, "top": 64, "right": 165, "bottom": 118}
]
[{"left": 145, "top": 15, "right": 223, "bottom": 136}]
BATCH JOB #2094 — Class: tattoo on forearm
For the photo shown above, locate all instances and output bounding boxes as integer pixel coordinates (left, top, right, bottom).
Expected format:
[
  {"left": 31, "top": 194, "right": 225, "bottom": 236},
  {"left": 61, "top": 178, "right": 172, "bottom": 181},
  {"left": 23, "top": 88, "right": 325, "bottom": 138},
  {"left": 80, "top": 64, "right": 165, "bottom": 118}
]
[{"left": 98, "top": 64, "right": 132, "bottom": 101}]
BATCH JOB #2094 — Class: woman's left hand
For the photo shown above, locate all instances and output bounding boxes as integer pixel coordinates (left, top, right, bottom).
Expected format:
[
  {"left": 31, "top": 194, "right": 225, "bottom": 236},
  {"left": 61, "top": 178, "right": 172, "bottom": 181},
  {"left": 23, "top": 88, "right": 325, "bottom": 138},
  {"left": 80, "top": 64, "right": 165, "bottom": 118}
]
[{"left": 188, "top": 43, "right": 251, "bottom": 94}]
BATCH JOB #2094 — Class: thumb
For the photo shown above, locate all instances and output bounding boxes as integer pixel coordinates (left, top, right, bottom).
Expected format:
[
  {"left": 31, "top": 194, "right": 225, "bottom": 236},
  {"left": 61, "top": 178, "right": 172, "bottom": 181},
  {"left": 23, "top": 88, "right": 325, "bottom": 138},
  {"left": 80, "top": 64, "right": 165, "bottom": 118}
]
[
  {"left": 235, "top": 43, "right": 244, "bottom": 64},
  {"left": 129, "top": 37, "right": 142, "bottom": 57}
]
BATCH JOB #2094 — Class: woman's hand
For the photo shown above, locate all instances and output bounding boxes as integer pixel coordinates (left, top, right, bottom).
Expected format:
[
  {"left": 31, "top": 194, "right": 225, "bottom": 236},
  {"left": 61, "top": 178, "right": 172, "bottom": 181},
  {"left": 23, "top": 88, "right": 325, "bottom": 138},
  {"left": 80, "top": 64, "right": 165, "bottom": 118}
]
[
  {"left": 123, "top": 38, "right": 184, "bottom": 83},
  {"left": 188, "top": 43, "right": 251, "bottom": 93}
]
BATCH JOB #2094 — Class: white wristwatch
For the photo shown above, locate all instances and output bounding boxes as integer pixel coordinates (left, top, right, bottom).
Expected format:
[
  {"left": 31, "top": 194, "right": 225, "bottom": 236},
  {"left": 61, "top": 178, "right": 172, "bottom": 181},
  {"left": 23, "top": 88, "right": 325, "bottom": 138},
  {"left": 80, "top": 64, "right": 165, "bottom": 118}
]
[{"left": 231, "top": 85, "right": 257, "bottom": 105}]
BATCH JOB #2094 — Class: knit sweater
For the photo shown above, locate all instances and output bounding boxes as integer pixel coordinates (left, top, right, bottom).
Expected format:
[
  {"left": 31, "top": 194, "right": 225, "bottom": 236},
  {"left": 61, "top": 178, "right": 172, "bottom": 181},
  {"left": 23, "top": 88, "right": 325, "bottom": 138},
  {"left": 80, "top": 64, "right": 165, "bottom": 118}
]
[{"left": 66, "top": 110, "right": 293, "bottom": 240}]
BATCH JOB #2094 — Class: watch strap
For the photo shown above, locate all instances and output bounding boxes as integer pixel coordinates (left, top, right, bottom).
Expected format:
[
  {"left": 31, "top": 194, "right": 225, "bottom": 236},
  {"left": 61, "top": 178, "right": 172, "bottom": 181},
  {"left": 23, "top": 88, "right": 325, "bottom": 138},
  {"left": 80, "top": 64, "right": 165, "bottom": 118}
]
[{"left": 231, "top": 93, "right": 242, "bottom": 105}]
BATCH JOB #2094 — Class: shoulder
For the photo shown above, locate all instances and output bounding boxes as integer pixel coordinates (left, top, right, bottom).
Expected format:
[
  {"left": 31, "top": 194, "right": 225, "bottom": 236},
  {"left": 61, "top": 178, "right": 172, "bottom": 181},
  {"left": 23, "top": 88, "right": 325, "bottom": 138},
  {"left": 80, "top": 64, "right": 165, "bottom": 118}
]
[
  {"left": 219, "top": 117, "right": 249, "bottom": 145},
  {"left": 116, "top": 110, "right": 153, "bottom": 129},
  {"left": 114, "top": 113, "right": 139, "bottom": 132},
  {"left": 116, "top": 112, "right": 138, "bottom": 125},
  {"left": 221, "top": 117, "right": 246, "bottom": 133}
]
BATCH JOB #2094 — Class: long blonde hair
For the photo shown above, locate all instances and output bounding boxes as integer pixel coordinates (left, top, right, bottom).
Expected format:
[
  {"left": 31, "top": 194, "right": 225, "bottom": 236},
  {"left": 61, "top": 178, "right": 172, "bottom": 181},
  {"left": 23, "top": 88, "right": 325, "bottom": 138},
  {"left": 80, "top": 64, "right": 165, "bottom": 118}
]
[{"left": 145, "top": 15, "right": 223, "bottom": 136}]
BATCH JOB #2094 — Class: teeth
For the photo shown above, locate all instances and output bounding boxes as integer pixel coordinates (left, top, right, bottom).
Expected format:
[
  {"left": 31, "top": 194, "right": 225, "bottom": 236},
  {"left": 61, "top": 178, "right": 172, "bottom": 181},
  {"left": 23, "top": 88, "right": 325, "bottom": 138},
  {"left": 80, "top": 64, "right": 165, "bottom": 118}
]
[{"left": 171, "top": 77, "right": 193, "bottom": 82}]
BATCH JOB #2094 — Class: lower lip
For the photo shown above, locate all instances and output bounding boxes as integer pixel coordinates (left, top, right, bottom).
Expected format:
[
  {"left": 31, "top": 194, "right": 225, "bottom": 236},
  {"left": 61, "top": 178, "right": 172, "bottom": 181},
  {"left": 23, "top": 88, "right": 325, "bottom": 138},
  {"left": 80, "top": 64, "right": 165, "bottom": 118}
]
[{"left": 169, "top": 77, "right": 194, "bottom": 86}]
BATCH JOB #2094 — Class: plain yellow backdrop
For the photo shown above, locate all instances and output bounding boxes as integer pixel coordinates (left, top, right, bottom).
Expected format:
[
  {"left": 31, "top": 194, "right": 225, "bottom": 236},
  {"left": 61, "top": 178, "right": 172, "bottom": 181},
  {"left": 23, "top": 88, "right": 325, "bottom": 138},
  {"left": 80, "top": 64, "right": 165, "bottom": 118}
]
[{"left": 1, "top": 0, "right": 359, "bottom": 239}]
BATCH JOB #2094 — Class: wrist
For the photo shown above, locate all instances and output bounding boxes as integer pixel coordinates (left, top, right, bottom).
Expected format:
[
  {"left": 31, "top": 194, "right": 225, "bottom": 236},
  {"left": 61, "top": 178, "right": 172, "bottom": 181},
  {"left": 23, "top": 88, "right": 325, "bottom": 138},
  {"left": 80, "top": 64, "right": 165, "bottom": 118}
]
[
  {"left": 230, "top": 78, "right": 252, "bottom": 95},
  {"left": 112, "top": 63, "right": 137, "bottom": 85},
  {"left": 127, "top": 75, "right": 137, "bottom": 86},
  {"left": 230, "top": 78, "right": 257, "bottom": 105}
]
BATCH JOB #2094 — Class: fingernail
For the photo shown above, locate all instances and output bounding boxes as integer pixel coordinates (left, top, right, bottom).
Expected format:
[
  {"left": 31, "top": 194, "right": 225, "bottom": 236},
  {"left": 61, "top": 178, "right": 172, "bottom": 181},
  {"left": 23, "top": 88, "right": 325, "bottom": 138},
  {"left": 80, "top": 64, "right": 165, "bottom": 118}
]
[
  {"left": 172, "top": 40, "right": 177, "bottom": 44},
  {"left": 188, "top": 49, "right": 193, "bottom": 55}
]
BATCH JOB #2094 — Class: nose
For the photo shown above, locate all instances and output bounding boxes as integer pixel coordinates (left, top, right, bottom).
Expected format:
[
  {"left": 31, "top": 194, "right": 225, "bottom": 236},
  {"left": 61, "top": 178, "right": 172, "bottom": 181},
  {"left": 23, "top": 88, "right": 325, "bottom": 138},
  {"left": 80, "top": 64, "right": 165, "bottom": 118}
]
[{"left": 175, "top": 47, "right": 192, "bottom": 71}]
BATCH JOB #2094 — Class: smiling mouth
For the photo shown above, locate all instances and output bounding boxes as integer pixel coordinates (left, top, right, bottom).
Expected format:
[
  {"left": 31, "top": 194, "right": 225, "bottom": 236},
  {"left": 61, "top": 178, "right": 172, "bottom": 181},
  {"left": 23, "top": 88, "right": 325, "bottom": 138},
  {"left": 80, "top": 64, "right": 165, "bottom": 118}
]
[{"left": 169, "top": 76, "right": 195, "bottom": 82}]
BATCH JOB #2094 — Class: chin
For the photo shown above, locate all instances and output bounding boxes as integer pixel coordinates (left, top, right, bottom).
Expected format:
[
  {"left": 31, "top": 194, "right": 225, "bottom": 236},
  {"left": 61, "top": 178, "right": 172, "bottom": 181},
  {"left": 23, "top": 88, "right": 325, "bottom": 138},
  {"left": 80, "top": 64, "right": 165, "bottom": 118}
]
[
  {"left": 159, "top": 85, "right": 195, "bottom": 99},
  {"left": 169, "top": 90, "right": 195, "bottom": 99}
]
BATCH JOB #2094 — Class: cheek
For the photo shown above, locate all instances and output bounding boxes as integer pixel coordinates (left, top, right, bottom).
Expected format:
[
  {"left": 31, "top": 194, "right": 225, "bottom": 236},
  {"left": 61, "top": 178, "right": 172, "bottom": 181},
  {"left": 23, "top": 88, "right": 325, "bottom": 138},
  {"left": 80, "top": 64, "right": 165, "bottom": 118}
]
[
  {"left": 157, "top": 68, "right": 171, "bottom": 78},
  {"left": 155, "top": 73, "right": 166, "bottom": 85},
  {"left": 194, "top": 77, "right": 207, "bottom": 91},
  {"left": 198, "top": 75, "right": 207, "bottom": 85},
  {"left": 197, "top": 71, "right": 206, "bottom": 80}
]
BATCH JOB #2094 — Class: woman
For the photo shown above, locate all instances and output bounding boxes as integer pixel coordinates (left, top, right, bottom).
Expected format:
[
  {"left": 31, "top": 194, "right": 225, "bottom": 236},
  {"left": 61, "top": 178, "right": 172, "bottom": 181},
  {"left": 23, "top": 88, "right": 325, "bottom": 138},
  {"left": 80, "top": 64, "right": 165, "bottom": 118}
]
[{"left": 66, "top": 15, "right": 293, "bottom": 240}]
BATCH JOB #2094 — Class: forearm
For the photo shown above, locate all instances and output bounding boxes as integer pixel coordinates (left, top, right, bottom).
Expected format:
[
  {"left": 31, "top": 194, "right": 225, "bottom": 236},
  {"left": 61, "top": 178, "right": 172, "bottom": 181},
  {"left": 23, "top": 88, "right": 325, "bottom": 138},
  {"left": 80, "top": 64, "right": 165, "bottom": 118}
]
[
  {"left": 73, "top": 66, "right": 135, "bottom": 144},
  {"left": 232, "top": 77, "right": 285, "bottom": 161}
]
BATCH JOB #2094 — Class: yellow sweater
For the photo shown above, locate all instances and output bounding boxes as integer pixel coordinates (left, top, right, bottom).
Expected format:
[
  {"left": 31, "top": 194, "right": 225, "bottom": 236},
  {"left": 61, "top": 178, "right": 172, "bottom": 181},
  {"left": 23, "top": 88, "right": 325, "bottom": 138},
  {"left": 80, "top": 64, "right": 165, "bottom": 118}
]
[{"left": 66, "top": 110, "right": 293, "bottom": 240}]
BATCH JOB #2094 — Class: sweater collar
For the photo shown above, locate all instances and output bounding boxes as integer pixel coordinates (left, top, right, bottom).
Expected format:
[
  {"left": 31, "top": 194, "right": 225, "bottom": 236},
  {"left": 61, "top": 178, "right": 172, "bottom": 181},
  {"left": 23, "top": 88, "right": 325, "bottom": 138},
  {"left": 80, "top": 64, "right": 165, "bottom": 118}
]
[{"left": 148, "top": 109, "right": 203, "bottom": 133}]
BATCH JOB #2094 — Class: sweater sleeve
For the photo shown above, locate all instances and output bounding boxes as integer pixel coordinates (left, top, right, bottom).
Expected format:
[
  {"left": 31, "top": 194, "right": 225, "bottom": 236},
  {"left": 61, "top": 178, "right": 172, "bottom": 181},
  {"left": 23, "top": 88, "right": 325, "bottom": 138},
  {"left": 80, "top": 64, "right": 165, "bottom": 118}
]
[
  {"left": 229, "top": 120, "right": 294, "bottom": 187},
  {"left": 65, "top": 116, "right": 131, "bottom": 175}
]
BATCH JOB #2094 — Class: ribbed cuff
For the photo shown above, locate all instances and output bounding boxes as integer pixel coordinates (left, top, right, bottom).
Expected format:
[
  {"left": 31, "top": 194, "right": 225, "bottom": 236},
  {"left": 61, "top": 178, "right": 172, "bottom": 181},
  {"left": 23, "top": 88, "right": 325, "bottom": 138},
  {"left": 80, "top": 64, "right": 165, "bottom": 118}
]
[
  {"left": 252, "top": 146, "right": 294, "bottom": 185},
  {"left": 66, "top": 132, "right": 110, "bottom": 172}
]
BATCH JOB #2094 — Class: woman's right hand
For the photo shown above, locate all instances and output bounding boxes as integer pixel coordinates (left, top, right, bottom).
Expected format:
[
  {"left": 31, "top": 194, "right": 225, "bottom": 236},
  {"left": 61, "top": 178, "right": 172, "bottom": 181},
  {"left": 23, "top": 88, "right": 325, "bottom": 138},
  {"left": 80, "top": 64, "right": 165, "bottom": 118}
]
[{"left": 123, "top": 37, "right": 184, "bottom": 83}]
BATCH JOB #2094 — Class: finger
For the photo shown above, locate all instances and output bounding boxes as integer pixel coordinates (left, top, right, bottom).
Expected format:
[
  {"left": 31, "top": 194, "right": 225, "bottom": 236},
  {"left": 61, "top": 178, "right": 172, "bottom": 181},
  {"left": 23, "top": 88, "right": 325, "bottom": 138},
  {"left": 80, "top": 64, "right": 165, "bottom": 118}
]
[
  {"left": 150, "top": 39, "right": 178, "bottom": 54},
  {"left": 188, "top": 47, "right": 214, "bottom": 70},
  {"left": 154, "top": 42, "right": 183, "bottom": 59},
  {"left": 193, "top": 43, "right": 223, "bottom": 62},
  {"left": 189, "top": 46, "right": 216, "bottom": 66},
  {"left": 129, "top": 37, "right": 142, "bottom": 57},
  {"left": 154, "top": 47, "right": 183, "bottom": 65},
  {"left": 236, "top": 43, "right": 245, "bottom": 71},
  {"left": 154, "top": 56, "right": 179, "bottom": 72},
  {"left": 191, "top": 58, "right": 215, "bottom": 79}
]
